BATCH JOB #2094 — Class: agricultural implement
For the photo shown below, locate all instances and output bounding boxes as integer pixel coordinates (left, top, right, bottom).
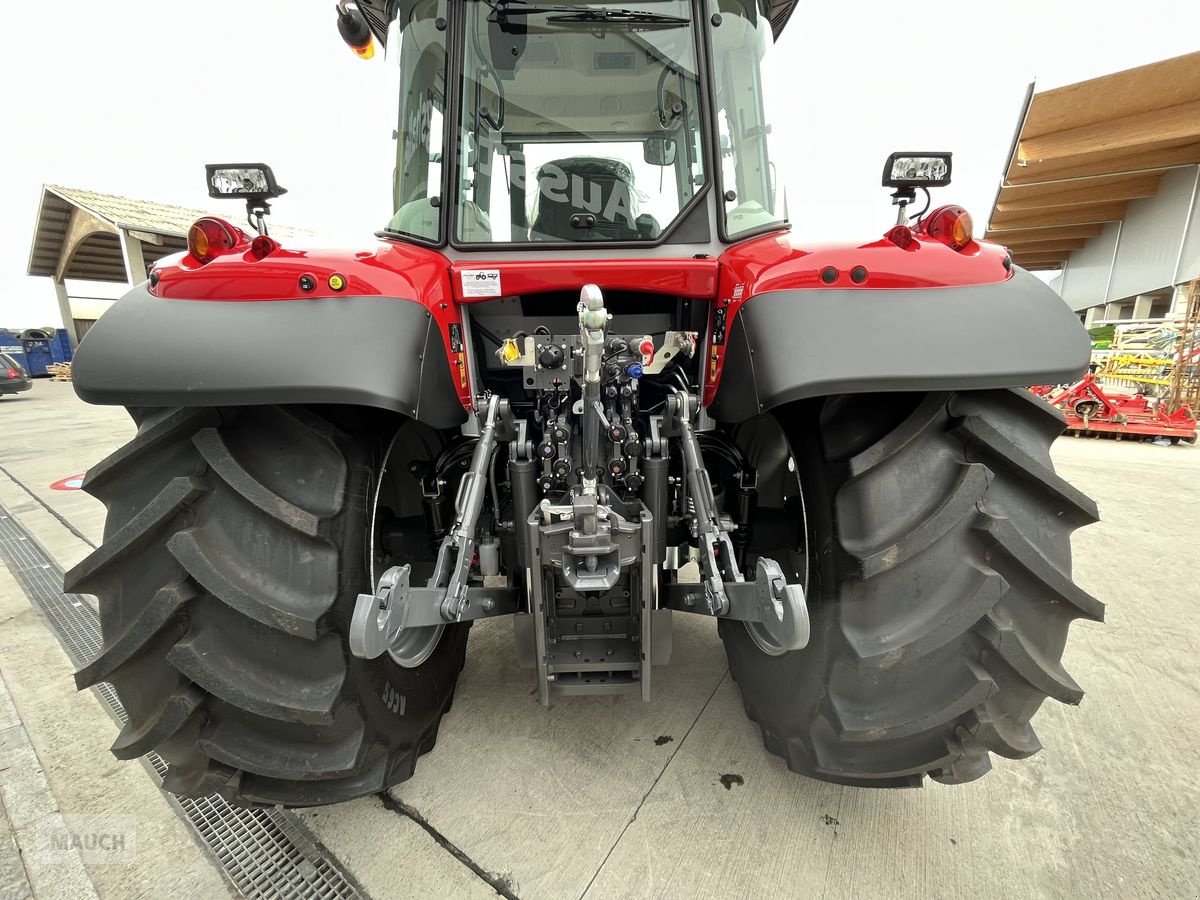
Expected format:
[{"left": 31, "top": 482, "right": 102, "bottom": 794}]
[
  {"left": 1033, "top": 374, "right": 1197, "bottom": 443},
  {"left": 63, "top": 0, "right": 1103, "bottom": 807}
]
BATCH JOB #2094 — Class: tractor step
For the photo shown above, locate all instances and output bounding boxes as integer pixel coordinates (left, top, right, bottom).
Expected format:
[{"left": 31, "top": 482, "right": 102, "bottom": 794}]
[
  {"left": 545, "top": 630, "right": 642, "bottom": 696},
  {"left": 550, "top": 672, "right": 640, "bottom": 695}
]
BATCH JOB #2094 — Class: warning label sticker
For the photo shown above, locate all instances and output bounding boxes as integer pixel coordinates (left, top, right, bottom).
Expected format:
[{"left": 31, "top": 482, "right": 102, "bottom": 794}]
[{"left": 461, "top": 269, "right": 502, "bottom": 298}]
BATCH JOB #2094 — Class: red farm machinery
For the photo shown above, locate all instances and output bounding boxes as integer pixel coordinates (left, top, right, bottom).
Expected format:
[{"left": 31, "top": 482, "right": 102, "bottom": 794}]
[{"left": 1034, "top": 278, "right": 1200, "bottom": 444}]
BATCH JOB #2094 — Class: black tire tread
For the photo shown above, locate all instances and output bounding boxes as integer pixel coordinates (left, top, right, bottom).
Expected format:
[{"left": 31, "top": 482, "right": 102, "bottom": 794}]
[
  {"left": 166, "top": 529, "right": 335, "bottom": 639},
  {"left": 724, "top": 388, "right": 1102, "bottom": 787},
  {"left": 976, "top": 515, "right": 1105, "bottom": 622},
  {"left": 192, "top": 427, "right": 323, "bottom": 536},
  {"left": 64, "top": 477, "right": 206, "bottom": 593},
  {"left": 197, "top": 707, "right": 367, "bottom": 780},
  {"left": 975, "top": 611, "right": 1084, "bottom": 705},
  {"left": 72, "top": 405, "right": 468, "bottom": 807},
  {"left": 82, "top": 408, "right": 215, "bottom": 498},
  {"left": 954, "top": 415, "right": 1099, "bottom": 525},
  {"left": 111, "top": 681, "right": 205, "bottom": 760},
  {"left": 854, "top": 463, "right": 991, "bottom": 578},
  {"left": 829, "top": 659, "right": 994, "bottom": 742},
  {"left": 166, "top": 603, "right": 346, "bottom": 725},
  {"left": 74, "top": 581, "right": 197, "bottom": 689},
  {"left": 847, "top": 392, "right": 951, "bottom": 478}
]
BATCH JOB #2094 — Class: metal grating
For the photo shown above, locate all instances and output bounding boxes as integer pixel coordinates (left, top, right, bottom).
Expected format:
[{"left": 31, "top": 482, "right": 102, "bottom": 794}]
[{"left": 0, "top": 502, "right": 365, "bottom": 900}]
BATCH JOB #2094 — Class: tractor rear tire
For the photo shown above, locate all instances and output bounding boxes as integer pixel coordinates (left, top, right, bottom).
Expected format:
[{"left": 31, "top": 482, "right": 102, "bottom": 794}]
[
  {"left": 66, "top": 405, "right": 469, "bottom": 807},
  {"left": 720, "top": 389, "right": 1103, "bottom": 787}
]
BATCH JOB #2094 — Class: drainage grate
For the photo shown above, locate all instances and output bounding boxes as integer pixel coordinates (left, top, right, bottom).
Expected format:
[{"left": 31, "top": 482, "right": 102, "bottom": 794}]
[{"left": 0, "top": 502, "right": 366, "bottom": 900}]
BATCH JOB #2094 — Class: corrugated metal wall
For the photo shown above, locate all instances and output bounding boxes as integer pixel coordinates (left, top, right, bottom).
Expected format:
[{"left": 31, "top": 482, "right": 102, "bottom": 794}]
[
  {"left": 1059, "top": 222, "right": 1120, "bottom": 310},
  {"left": 1058, "top": 164, "right": 1200, "bottom": 311},
  {"left": 1178, "top": 171, "right": 1200, "bottom": 285},
  {"left": 1108, "top": 167, "right": 1198, "bottom": 301}
]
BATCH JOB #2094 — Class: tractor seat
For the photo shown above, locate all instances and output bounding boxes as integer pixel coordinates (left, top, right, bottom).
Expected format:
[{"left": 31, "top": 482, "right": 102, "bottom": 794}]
[{"left": 529, "top": 157, "right": 657, "bottom": 242}]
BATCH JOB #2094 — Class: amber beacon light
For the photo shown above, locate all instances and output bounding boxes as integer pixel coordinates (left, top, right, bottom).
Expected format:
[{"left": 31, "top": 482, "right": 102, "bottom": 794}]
[{"left": 336, "top": 2, "right": 376, "bottom": 59}]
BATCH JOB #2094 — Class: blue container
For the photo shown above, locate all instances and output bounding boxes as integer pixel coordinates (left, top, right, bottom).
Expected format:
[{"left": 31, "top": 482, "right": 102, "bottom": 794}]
[
  {"left": 52, "top": 330, "right": 73, "bottom": 363},
  {"left": 0, "top": 328, "right": 73, "bottom": 376},
  {"left": 22, "top": 340, "right": 53, "bottom": 377}
]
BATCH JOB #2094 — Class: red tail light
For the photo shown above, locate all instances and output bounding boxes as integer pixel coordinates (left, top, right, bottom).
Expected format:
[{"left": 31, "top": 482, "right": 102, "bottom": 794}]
[
  {"left": 5, "top": 368, "right": 18, "bottom": 378},
  {"left": 885, "top": 224, "right": 916, "bottom": 249},
  {"left": 187, "top": 217, "right": 238, "bottom": 265},
  {"left": 922, "top": 206, "right": 974, "bottom": 251},
  {"left": 250, "top": 234, "right": 280, "bottom": 260}
]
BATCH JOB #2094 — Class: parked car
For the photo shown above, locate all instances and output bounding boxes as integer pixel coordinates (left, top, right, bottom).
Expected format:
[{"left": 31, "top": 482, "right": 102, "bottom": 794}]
[{"left": 0, "top": 353, "right": 32, "bottom": 397}]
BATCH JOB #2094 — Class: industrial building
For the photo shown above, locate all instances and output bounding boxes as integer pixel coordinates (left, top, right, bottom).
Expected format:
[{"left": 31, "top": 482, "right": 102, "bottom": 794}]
[{"left": 985, "top": 51, "right": 1200, "bottom": 328}]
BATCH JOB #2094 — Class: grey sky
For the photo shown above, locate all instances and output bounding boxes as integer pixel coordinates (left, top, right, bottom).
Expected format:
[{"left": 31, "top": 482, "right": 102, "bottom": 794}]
[{"left": 2, "top": 0, "right": 1198, "bottom": 326}]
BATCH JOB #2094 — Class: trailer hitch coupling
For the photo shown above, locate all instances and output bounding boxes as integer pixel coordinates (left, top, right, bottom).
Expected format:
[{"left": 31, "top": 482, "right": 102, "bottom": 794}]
[
  {"left": 349, "top": 563, "right": 519, "bottom": 660},
  {"left": 661, "top": 557, "right": 809, "bottom": 653}
]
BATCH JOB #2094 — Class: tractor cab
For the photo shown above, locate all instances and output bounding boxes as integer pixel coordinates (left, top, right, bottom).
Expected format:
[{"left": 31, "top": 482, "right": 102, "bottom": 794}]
[{"left": 367, "top": 0, "right": 786, "bottom": 249}]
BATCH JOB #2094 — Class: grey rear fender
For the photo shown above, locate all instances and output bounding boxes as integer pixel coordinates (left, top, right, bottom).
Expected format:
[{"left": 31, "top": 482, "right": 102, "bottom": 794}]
[
  {"left": 708, "top": 268, "right": 1089, "bottom": 422},
  {"left": 71, "top": 284, "right": 468, "bottom": 428}
]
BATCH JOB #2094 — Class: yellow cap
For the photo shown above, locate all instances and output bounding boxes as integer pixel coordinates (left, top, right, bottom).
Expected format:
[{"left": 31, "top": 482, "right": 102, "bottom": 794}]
[
  {"left": 501, "top": 338, "right": 522, "bottom": 363},
  {"left": 329, "top": 274, "right": 346, "bottom": 291}
]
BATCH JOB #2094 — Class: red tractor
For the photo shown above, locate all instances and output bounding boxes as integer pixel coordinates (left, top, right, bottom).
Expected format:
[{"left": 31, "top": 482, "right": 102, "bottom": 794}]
[{"left": 67, "top": 0, "right": 1101, "bottom": 807}]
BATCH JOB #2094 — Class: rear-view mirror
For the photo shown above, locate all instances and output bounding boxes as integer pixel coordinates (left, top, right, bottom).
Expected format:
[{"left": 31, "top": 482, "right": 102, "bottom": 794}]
[{"left": 644, "top": 137, "right": 677, "bottom": 167}]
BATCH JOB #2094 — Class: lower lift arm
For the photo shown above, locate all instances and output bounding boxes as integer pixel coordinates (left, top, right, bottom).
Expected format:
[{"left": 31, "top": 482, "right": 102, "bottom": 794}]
[
  {"left": 660, "top": 389, "right": 809, "bottom": 652},
  {"left": 349, "top": 395, "right": 520, "bottom": 660}
]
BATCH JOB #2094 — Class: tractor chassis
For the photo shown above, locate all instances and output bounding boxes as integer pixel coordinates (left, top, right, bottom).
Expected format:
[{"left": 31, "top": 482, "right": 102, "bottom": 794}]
[{"left": 350, "top": 290, "right": 809, "bottom": 704}]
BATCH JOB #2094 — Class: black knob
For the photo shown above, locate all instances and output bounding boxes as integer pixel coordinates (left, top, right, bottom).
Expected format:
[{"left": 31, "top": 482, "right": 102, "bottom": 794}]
[
  {"left": 539, "top": 476, "right": 556, "bottom": 492},
  {"left": 625, "top": 473, "right": 644, "bottom": 491},
  {"left": 539, "top": 344, "right": 565, "bottom": 369},
  {"left": 552, "top": 425, "right": 570, "bottom": 443},
  {"left": 553, "top": 459, "right": 572, "bottom": 479},
  {"left": 538, "top": 441, "right": 556, "bottom": 459},
  {"left": 623, "top": 437, "right": 642, "bottom": 457},
  {"left": 609, "top": 458, "right": 628, "bottom": 477},
  {"left": 609, "top": 423, "right": 627, "bottom": 442}
]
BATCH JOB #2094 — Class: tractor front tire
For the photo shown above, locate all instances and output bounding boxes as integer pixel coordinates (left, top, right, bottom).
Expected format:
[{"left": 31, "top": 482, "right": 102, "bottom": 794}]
[
  {"left": 66, "top": 405, "right": 469, "bottom": 807},
  {"left": 721, "top": 389, "right": 1103, "bottom": 787}
]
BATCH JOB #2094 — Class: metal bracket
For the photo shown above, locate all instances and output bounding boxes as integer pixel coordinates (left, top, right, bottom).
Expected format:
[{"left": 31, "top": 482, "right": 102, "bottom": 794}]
[
  {"left": 509, "top": 417, "right": 532, "bottom": 462},
  {"left": 349, "top": 563, "right": 520, "bottom": 660},
  {"left": 661, "top": 557, "right": 809, "bottom": 652},
  {"left": 349, "top": 563, "right": 410, "bottom": 660},
  {"left": 350, "top": 394, "right": 513, "bottom": 662}
]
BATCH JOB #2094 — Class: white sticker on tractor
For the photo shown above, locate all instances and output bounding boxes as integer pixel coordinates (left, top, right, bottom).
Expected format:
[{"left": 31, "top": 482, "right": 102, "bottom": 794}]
[{"left": 461, "top": 269, "right": 502, "bottom": 298}]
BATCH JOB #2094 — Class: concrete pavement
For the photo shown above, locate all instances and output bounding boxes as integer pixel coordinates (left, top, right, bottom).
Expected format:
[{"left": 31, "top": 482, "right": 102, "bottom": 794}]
[{"left": 0, "top": 379, "right": 1197, "bottom": 899}]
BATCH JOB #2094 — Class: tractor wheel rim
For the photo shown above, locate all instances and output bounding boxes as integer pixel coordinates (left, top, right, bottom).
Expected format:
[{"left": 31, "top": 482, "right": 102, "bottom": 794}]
[
  {"left": 388, "top": 623, "right": 444, "bottom": 668},
  {"left": 745, "top": 452, "right": 809, "bottom": 656},
  {"left": 746, "top": 620, "right": 789, "bottom": 656},
  {"left": 371, "top": 427, "right": 444, "bottom": 668}
]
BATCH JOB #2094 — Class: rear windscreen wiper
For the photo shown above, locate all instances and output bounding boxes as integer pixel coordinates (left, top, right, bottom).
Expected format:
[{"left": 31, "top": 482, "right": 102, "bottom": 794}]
[
  {"left": 548, "top": 7, "right": 689, "bottom": 25},
  {"left": 493, "top": 3, "right": 689, "bottom": 26}
]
